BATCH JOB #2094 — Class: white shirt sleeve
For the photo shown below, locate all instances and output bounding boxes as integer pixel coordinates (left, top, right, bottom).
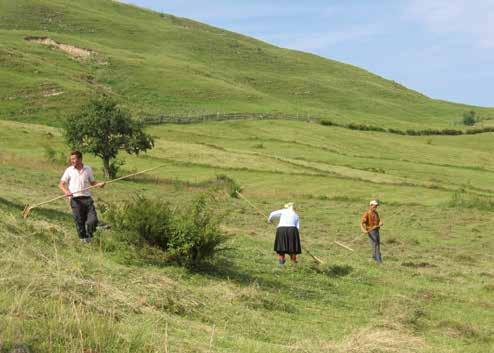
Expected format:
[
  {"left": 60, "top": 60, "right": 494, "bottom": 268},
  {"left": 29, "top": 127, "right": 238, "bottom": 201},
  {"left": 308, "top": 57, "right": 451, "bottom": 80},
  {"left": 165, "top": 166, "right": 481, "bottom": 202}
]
[
  {"left": 86, "top": 166, "right": 95, "bottom": 183},
  {"left": 60, "top": 167, "right": 70, "bottom": 183},
  {"left": 268, "top": 209, "right": 283, "bottom": 223},
  {"left": 296, "top": 217, "right": 300, "bottom": 230}
]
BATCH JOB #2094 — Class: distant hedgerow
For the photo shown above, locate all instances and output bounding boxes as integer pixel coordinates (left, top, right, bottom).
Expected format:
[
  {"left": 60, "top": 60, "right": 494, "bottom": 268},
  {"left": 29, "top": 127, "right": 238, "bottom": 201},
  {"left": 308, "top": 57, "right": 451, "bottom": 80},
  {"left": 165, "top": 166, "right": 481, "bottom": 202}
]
[
  {"left": 344, "top": 123, "right": 386, "bottom": 132},
  {"left": 387, "top": 128, "right": 406, "bottom": 135},
  {"left": 439, "top": 129, "right": 463, "bottom": 135},
  {"left": 320, "top": 119, "right": 335, "bottom": 126},
  {"left": 465, "top": 127, "right": 494, "bottom": 134}
]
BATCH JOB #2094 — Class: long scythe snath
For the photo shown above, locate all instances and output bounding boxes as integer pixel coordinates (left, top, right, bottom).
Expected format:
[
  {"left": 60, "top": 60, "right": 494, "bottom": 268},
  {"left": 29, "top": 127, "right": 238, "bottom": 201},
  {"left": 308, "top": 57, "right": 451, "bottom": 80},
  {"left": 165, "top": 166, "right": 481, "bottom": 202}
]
[
  {"left": 333, "top": 224, "right": 383, "bottom": 252},
  {"left": 234, "top": 190, "right": 325, "bottom": 265},
  {"left": 22, "top": 164, "right": 165, "bottom": 219}
]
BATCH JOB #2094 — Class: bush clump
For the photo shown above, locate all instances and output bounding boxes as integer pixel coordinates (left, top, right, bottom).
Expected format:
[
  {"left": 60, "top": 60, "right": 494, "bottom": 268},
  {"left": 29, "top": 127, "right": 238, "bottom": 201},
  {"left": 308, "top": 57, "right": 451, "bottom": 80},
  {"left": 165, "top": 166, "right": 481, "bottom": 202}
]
[
  {"left": 346, "top": 123, "right": 386, "bottom": 132},
  {"left": 106, "top": 195, "right": 173, "bottom": 249},
  {"left": 320, "top": 119, "right": 335, "bottom": 126},
  {"left": 465, "top": 126, "right": 494, "bottom": 134},
  {"left": 168, "top": 196, "right": 227, "bottom": 265},
  {"left": 105, "top": 195, "right": 227, "bottom": 266},
  {"left": 462, "top": 110, "right": 477, "bottom": 126},
  {"left": 439, "top": 129, "right": 463, "bottom": 135},
  {"left": 387, "top": 128, "right": 406, "bottom": 135}
]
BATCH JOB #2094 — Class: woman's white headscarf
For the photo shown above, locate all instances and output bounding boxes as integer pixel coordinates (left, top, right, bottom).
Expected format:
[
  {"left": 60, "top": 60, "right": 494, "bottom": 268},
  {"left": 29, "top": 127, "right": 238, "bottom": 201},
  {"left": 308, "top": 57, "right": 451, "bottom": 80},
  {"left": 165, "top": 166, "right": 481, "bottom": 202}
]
[{"left": 284, "top": 202, "right": 295, "bottom": 209}]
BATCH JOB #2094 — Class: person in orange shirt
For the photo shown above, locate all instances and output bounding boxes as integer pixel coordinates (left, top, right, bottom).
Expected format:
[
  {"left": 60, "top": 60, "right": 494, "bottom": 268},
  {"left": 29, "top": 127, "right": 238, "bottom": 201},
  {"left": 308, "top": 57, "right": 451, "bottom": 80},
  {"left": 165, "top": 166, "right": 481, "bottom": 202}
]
[{"left": 360, "top": 200, "right": 384, "bottom": 263}]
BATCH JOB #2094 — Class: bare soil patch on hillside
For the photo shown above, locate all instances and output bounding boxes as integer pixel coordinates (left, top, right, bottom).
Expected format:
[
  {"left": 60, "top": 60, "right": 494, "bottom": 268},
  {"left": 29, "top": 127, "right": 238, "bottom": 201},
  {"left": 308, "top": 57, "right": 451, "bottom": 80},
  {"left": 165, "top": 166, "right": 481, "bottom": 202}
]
[{"left": 25, "top": 36, "right": 94, "bottom": 60}]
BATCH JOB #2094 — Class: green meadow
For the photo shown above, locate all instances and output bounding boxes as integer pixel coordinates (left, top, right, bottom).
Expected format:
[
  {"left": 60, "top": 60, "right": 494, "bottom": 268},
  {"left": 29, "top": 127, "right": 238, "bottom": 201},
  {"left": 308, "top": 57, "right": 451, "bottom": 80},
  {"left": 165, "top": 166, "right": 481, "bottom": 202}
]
[
  {"left": 1, "top": 118, "right": 493, "bottom": 353},
  {"left": 1, "top": 0, "right": 493, "bottom": 352}
]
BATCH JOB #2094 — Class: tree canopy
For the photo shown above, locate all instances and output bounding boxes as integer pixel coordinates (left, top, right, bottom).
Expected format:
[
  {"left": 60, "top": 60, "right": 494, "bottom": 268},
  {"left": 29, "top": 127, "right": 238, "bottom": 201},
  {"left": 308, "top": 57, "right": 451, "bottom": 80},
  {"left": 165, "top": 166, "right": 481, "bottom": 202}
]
[{"left": 64, "top": 96, "right": 154, "bottom": 179}]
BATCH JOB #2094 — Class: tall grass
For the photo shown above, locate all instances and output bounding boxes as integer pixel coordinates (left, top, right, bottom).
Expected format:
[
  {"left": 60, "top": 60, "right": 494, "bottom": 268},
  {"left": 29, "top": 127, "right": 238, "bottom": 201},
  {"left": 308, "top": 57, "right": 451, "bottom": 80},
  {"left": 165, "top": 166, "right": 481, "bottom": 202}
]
[{"left": 447, "top": 190, "right": 494, "bottom": 211}]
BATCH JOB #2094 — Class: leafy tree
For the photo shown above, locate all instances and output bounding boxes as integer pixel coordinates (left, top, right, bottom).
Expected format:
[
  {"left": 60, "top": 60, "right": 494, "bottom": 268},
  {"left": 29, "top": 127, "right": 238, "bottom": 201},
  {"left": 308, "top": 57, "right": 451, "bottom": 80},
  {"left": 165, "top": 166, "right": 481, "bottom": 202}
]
[
  {"left": 64, "top": 96, "right": 154, "bottom": 179},
  {"left": 463, "top": 110, "right": 477, "bottom": 126}
]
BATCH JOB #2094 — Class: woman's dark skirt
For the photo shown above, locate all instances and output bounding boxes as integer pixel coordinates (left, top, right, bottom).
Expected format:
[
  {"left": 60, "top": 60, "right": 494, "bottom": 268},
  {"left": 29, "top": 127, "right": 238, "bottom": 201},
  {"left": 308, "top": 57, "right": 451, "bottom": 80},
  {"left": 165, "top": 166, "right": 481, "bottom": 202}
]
[{"left": 274, "top": 226, "right": 302, "bottom": 254}]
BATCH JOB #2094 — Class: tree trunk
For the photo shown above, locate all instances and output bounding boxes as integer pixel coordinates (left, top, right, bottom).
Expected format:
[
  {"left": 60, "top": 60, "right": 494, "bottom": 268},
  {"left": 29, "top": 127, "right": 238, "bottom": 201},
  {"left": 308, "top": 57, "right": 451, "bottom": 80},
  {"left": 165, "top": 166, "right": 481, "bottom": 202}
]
[{"left": 103, "top": 157, "right": 112, "bottom": 180}]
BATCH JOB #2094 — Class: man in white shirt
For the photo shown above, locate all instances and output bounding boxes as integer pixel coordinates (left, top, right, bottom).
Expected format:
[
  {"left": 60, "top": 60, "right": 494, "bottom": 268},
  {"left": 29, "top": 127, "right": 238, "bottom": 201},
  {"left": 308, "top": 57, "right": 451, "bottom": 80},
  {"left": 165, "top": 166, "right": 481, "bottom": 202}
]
[{"left": 59, "top": 151, "right": 105, "bottom": 243}]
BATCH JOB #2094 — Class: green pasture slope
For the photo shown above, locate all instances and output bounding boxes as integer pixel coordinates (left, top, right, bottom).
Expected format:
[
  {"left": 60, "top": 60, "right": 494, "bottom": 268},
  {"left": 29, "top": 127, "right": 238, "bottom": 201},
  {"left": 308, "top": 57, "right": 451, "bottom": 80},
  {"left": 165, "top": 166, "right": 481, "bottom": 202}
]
[
  {"left": 1, "top": 0, "right": 494, "bottom": 128},
  {"left": 1, "top": 118, "right": 494, "bottom": 353},
  {"left": 1, "top": 0, "right": 494, "bottom": 352}
]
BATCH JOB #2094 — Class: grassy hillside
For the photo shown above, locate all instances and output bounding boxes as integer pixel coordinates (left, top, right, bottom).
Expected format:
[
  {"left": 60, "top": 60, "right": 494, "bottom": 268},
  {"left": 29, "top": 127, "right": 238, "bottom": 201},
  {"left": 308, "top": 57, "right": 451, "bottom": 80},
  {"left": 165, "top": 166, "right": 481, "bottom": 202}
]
[
  {"left": 1, "top": 1, "right": 493, "bottom": 352},
  {"left": 1, "top": 119, "right": 493, "bottom": 352},
  {"left": 1, "top": 0, "right": 493, "bottom": 128}
]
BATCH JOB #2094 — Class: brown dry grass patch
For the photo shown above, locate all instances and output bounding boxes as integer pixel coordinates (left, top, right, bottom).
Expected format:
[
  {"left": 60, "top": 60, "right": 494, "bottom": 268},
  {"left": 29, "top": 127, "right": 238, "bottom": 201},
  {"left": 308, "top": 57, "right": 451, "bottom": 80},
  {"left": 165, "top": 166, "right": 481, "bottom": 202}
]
[{"left": 337, "top": 323, "right": 426, "bottom": 353}]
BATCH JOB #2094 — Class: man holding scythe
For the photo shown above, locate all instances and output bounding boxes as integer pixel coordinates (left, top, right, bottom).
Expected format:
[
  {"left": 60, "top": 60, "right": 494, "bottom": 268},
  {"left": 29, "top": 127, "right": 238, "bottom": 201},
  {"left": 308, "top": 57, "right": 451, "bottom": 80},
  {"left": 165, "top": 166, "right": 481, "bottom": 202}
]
[
  {"left": 59, "top": 150, "right": 105, "bottom": 243},
  {"left": 360, "top": 200, "right": 384, "bottom": 263}
]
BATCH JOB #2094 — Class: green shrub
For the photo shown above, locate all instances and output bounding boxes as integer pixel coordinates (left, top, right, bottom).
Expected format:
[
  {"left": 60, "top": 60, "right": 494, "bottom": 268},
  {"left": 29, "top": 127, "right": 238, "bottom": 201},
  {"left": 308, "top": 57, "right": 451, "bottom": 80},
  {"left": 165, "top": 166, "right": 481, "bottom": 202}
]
[
  {"left": 168, "top": 195, "right": 227, "bottom": 265},
  {"left": 402, "top": 128, "right": 464, "bottom": 136},
  {"left": 105, "top": 195, "right": 226, "bottom": 266},
  {"left": 320, "top": 119, "right": 335, "bottom": 126},
  {"left": 388, "top": 128, "right": 406, "bottom": 135},
  {"left": 345, "top": 123, "right": 385, "bottom": 132},
  {"left": 420, "top": 129, "right": 441, "bottom": 135},
  {"left": 440, "top": 129, "right": 463, "bottom": 135},
  {"left": 465, "top": 126, "right": 494, "bottom": 134},
  {"left": 463, "top": 110, "right": 477, "bottom": 126},
  {"left": 105, "top": 195, "right": 174, "bottom": 249}
]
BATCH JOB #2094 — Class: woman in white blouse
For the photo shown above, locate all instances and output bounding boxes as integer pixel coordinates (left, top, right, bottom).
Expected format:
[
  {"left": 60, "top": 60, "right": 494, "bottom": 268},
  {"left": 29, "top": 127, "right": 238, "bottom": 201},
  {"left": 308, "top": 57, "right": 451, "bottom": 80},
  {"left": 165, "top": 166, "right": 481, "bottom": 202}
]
[{"left": 268, "top": 202, "right": 301, "bottom": 265}]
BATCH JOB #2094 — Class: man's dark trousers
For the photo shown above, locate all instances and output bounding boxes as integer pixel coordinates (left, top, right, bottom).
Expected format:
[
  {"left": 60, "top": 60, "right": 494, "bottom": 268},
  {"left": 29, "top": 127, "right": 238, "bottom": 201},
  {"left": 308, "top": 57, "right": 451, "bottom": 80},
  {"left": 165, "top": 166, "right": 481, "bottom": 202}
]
[
  {"left": 368, "top": 229, "right": 382, "bottom": 262},
  {"left": 70, "top": 196, "right": 98, "bottom": 239}
]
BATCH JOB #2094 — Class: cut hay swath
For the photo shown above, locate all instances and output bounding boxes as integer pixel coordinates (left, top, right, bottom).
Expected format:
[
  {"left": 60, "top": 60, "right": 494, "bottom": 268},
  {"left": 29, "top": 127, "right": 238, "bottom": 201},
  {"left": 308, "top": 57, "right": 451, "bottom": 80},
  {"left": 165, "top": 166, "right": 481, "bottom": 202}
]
[
  {"left": 234, "top": 190, "right": 325, "bottom": 265},
  {"left": 22, "top": 165, "right": 165, "bottom": 219}
]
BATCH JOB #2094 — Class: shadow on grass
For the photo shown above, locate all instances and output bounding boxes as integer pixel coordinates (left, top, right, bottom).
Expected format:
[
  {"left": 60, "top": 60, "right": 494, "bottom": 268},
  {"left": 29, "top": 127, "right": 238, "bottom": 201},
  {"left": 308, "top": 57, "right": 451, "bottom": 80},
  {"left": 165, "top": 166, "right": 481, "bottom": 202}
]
[
  {"left": 192, "top": 254, "right": 341, "bottom": 303},
  {"left": 312, "top": 263, "right": 354, "bottom": 278},
  {"left": 0, "top": 196, "right": 25, "bottom": 211},
  {"left": 103, "top": 241, "right": 296, "bottom": 293},
  {"left": 191, "top": 256, "right": 288, "bottom": 287}
]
